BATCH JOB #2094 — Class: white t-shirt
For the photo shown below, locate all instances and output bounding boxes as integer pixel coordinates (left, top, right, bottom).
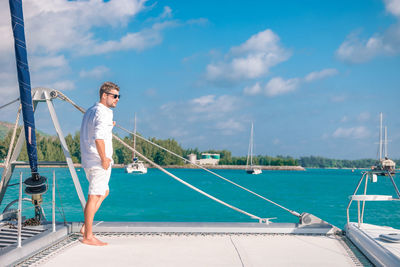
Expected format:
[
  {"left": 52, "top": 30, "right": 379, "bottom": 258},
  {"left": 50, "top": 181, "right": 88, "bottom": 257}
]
[{"left": 80, "top": 102, "right": 114, "bottom": 169}]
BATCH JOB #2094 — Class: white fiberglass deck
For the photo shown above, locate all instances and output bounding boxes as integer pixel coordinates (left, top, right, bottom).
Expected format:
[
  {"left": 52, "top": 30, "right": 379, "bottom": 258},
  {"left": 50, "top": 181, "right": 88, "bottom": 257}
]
[
  {"left": 362, "top": 224, "right": 400, "bottom": 257},
  {"left": 33, "top": 233, "right": 359, "bottom": 267},
  {"left": 346, "top": 222, "right": 400, "bottom": 266}
]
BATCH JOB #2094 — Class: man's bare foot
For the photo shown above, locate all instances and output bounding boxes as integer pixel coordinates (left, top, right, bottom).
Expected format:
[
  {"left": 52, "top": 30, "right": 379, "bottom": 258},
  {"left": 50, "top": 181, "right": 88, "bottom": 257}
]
[
  {"left": 80, "top": 224, "right": 85, "bottom": 235},
  {"left": 81, "top": 236, "right": 108, "bottom": 246}
]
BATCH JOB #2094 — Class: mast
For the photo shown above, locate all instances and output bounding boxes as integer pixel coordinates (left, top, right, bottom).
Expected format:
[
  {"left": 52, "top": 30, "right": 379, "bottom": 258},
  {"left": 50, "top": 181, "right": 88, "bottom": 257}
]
[
  {"left": 384, "top": 126, "right": 388, "bottom": 158},
  {"left": 9, "top": 0, "right": 38, "bottom": 176},
  {"left": 250, "top": 122, "right": 254, "bottom": 166},
  {"left": 246, "top": 122, "right": 253, "bottom": 168},
  {"left": 8, "top": 0, "right": 47, "bottom": 221},
  {"left": 379, "top": 113, "right": 383, "bottom": 160},
  {"left": 133, "top": 113, "right": 137, "bottom": 160}
]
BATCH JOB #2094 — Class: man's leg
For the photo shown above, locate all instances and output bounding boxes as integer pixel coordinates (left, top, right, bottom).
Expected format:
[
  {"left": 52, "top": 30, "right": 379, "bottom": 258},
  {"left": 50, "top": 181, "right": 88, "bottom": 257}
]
[
  {"left": 81, "top": 190, "right": 109, "bottom": 235},
  {"left": 82, "top": 194, "right": 107, "bottom": 246},
  {"left": 95, "top": 189, "right": 109, "bottom": 211}
]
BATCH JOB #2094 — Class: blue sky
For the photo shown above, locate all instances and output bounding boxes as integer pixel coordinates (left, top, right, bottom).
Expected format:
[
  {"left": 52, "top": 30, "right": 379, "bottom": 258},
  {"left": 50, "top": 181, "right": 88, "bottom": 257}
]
[{"left": 0, "top": 0, "right": 399, "bottom": 159}]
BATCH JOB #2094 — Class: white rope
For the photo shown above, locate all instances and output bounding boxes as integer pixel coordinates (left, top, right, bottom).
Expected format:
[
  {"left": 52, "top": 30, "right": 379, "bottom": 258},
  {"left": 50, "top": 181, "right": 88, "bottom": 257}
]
[
  {"left": 55, "top": 90, "right": 300, "bottom": 219},
  {"left": 4, "top": 104, "right": 21, "bottom": 167},
  {"left": 112, "top": 134, "right": 262, "bottom": 220},
  {"left": 116, "top": 125, "right": 301, "bottom": 218},
  {"left": 0, "top": 104, "right": 22, "bottom": 193}
]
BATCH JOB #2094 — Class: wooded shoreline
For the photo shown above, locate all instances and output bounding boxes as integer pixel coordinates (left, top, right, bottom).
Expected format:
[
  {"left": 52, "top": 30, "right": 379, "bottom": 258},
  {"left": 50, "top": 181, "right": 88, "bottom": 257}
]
[{"left": 0, "top": 162, "right": 305, "bottom": 171}]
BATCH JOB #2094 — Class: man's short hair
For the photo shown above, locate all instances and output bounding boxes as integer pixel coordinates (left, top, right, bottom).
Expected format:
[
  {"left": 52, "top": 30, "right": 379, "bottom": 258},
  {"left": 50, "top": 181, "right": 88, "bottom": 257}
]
[{"left": 99, "top": 81, "right": 120, "bottom": 99}]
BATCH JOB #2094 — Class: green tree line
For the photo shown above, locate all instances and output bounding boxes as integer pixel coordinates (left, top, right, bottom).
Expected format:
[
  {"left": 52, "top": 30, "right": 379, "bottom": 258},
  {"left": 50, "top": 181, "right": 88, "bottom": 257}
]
[
  {"left": 297, "top": 156, "right": 400, "bottom": 169},
  {"left": 0, "top": 129, "right": 398, "bottom": 168}
]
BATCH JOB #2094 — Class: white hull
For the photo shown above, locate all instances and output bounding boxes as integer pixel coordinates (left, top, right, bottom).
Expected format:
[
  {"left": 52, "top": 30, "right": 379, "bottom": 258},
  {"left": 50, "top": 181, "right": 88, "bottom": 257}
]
[
  {"left": 346, "top": 223, "right": 400, "bottom": 266},
  {"left": 125, "top": 162, "right": 147, "bottom": 174},
  {"left": 246, "top": 168, "right": 262, "bottom": 175}
]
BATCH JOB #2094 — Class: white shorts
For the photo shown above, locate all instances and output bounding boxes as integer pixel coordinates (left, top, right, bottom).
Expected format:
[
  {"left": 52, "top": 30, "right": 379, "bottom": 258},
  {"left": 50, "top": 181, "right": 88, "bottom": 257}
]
[{"left": 84, "top": 167, "right": 112, "bottom": 196}]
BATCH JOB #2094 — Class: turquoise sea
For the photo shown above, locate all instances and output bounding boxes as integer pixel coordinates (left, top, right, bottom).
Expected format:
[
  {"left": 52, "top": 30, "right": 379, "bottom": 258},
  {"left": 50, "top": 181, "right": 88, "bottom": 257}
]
[{"left": 1, "top": 167, "right": 399, "bottom": 230}]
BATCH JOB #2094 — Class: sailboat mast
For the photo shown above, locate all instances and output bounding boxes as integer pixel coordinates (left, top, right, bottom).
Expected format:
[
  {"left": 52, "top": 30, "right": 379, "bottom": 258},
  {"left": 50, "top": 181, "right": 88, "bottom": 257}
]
[
  {"left": 250, "top": 122, "right": 254, "bottom": 166},
  {"left": 246, "top": 123, "right": 252, "bottom": 168},
  {"left": 133, "top": 113, "right": 137, "bottom": 159},
  {"left": 379, "top": 112, "right": 383, "bottom": 160},
  {"left": 9, "top": 0, "right": 39, "bottom": 177},
  {"left": 384, "top": 126, "right": 388, "bottom": 158}
]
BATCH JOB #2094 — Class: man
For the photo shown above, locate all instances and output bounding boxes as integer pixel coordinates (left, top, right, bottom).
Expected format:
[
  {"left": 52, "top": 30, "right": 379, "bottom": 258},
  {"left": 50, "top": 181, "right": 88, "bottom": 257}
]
[{"left": 80, "top": 81, "right": 120, "bottom": 246}]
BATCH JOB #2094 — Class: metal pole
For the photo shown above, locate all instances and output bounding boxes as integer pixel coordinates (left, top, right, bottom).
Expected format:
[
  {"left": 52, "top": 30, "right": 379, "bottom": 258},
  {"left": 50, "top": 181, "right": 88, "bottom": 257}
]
[
  {"left": 45, "top": 94, "right": 86, "bottom": 209},
  {"left": 17, "top": 172, "right": 22, "bottom": 248},
  {"left": 387, "top": 172, "right": 400, "bottom": 199},
  {"left": 357, "top": 201, "right": 361, "bottom": 228},
  {"left": 52, "top": 170, "right": 56, "bottom": 232},
  {"left": 361, "top": 174, "right": 368, "bottom": 224},
  {"left": 346, "top": 172, "right": 367, "bottom": 224},
  {"left": 379, "top": 113, "right": 383, "bottom": 160}
]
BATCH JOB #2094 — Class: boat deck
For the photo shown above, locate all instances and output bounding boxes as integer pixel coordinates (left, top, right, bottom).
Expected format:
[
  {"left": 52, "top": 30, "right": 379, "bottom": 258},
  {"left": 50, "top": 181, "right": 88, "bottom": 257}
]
[
  {"left": 0, "top": 222, "right": 371, "bottom": 266},
  {"left": 346, "top": 222, "right": 400, "bottom": 266},
  {"left": 35, "top": 233, "right": 359, "bottom": 267}
]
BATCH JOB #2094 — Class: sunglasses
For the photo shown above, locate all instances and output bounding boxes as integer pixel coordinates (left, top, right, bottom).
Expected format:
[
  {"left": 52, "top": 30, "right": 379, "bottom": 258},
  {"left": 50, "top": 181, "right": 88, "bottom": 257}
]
[{"left": 105, "top": 92, "right": 121, "bottom": 99}]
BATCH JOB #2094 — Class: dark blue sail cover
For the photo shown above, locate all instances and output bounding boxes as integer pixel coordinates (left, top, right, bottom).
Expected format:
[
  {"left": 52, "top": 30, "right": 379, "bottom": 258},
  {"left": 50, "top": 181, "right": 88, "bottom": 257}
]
[{"left": 9, "top": 0, "right": 38, "bottom": 175}]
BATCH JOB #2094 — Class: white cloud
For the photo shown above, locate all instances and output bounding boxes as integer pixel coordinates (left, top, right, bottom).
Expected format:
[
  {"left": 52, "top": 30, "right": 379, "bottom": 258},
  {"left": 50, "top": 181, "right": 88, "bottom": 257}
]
[
  {"left": 30, "top": 55, "right": 68, "bottom": 71},
  {"left": 340, "top": 112, "right": 370, "bottom": 124},
  {"left": 160, "top": 6, "right": 172, "bottom": 19},
  {"left": 80, "top": 66, "right": 110, "bottom": 79},
  {"left": 50, "top": 80, "right": 75, "bottom": 91},
  {"left": 336, "top": 0, "right": 400, "bottom": 63},
  {"left": 158, "top": 94, "right": 243, "bottom": 136},
  {"left": 332, "top": 126, "right": 369, "bottom": 139},
  {"left": 0, "top": 72, "right": 18, "bottom": 99},
  {"left": 304, "top": 68, "right": 338, "bottom": 82},
  {"left": 215, "top": 118, "right": 244, "bottom": 135},
  {"left": 243, "top": 82, "right": 262, "bottom": 95},
  {"left": 243, "top": 68, "right": 337, "bottom": 97},
  {"left": 265, "top": 77, "right": 300, "bottom": 97},
  {"left": 206, "top": 29, "right": 290, "bottom": 84},
  {"left": 191, "top": 95, "right": 238, "bottom": 113},
  {"left": 82, "top": 21, "right": 178, "bottom": 55},
  {"left": 16, "top": 0, "right": 147, "bottom": 55},
  {"left": 192, "top": 95, "right": 216, "bottom": 106},
  {"left": 0, "top": 1, "right": 183, "bottom": 94},
  {"left": 384, "top": 0, "right": 400, "bottom": 17},
  {"left": 187, "top": 18, "right": 209, "bottom": 26},
  {"left": 336, "top": 32, "right": 386, "bottom": 63}
]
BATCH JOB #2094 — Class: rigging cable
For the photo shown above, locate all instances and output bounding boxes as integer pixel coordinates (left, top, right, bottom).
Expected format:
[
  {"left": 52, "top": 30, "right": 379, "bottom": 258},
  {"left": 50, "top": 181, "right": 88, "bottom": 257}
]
[
  {"left": 116, "top": 124, "right": 301, "bottom": 218},
  {"left": 55, "top": 90, "right": 301, "bottom": 219},
  {"left": 0, "top": 98, "right": 20, "bottom": 110}
]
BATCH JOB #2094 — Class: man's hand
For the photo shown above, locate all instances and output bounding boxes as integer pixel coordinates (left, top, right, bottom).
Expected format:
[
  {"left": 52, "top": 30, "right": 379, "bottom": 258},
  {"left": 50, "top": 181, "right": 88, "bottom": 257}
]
[{"left": 101, "top": 157, "right": 112, "bottom": 170}]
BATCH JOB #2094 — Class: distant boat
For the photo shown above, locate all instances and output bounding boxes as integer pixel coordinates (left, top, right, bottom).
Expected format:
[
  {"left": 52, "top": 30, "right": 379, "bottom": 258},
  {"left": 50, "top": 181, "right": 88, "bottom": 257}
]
[
  {"left": 371, "top": 113, "right": 396, "bottom": 175},
  {"left": 125, "top": 113, "right": 147, "bottom": 174},
  {"left": 246, "top": 122, "right": 262, "bottom": 175}
]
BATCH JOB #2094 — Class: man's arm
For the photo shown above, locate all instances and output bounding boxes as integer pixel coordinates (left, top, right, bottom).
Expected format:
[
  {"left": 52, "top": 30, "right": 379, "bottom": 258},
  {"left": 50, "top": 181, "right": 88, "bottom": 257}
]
[{"left": 95, "top": 139, "right": 111, "bottom": 170}]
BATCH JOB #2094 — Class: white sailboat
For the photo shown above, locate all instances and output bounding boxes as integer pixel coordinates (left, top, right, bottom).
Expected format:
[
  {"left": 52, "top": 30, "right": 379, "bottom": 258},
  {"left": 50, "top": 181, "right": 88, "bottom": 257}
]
[
  {"left": 345, "top": 112, "right": 400, "bottom": 266},
  {"left": 125, "top": 113, "right": 147, "bottom": 174},
  {"left": 246, "top": 122, "right": 262, "bottom": 175},
  {"left": 371, "top": 113, "right": 396, "bottom": 175}
]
